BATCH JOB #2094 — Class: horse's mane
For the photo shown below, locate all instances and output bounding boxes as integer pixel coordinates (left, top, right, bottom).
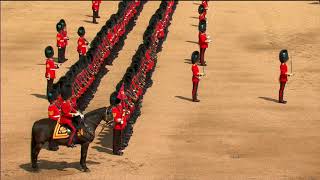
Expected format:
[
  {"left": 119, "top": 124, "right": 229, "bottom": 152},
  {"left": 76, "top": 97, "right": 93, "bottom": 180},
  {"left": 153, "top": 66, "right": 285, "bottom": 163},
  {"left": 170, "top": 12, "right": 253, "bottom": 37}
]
[{"left": 84, "top": 107, "right": 107, "bottom": 118}]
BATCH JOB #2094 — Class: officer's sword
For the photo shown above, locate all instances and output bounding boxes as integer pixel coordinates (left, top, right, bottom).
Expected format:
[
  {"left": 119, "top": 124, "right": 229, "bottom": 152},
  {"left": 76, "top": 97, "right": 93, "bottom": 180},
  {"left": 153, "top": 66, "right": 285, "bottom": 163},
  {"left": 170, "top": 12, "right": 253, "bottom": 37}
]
[{"left": 202, "top": 66, "right": 206, "bottom": 77}]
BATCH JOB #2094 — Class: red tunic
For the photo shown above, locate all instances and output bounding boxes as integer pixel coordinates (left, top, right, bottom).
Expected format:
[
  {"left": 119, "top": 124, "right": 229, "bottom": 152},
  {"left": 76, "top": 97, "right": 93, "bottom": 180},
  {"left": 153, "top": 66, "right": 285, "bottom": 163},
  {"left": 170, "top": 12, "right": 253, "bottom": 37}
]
[
  {"left": 199, "top": 13, "right": 206, "bottom": 21},
  {"left": 279, "top": 63, "right": 288, "bottom": 83},
  {"left": 112, "top": 105, "right": 124, "bottom": 130},
  {"left": 45, "top": 58, "right": 57, "bottom": 79},
  {"left": 192, "top": 64, "right": 200, "bottom": 82},
  {"left": 60, "top": 100, "right": 77, "bottom": 122},
  {"left": 202, "top": 0, "right": 208, "bottom": 9},
  {"left": 92, "top": 0, "right": 100, "bottom": 11},
  {"left": 56, "top": 33, "right": 66, "bottom": 48},
  {"left": 62, "top": 30, "right": 68, "bottom": 46},
  {"left": 77, "top": 37, "right": 87, "bottom": 55},
  {"left": 48, "top": 103, "right": 61, "bottom": 121},
  {"left": 199, "top": 32, "right": 208, "bottom": 49}
]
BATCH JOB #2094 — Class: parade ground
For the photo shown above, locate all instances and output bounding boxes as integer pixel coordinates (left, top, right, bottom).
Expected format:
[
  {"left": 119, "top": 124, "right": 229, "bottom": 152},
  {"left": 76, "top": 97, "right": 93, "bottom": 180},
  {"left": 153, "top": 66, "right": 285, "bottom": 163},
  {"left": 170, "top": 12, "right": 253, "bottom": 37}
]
[{"left": 1, "top": 1, "right": 320, "bottom": 179}]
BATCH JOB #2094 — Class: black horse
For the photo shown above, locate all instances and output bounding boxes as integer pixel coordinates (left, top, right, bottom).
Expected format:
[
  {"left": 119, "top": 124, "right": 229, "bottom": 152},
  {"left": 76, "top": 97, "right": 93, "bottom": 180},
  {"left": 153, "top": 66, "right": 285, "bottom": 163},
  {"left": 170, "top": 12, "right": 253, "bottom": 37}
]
[{"left": 31, "top": 107, "right": 113, "bottom": 172}]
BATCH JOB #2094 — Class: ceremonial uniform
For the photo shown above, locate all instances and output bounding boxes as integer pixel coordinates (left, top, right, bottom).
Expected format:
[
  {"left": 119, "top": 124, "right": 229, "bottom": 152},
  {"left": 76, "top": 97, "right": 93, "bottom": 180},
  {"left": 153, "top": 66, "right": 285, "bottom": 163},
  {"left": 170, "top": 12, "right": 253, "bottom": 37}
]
[
  {"left": 60, "top": 100, "right": 77, "bottom": 146},
  {"left": 48, "top": 103, "right": 61, "bottom": 121},
  {"left": 112, "top": 105, "right": 124, "bottom": 155},
  {"left": 192, "top": 64, "right": 200, "bottom": 102},
  {"left": 278, "top": 49, "right": 291, "bottom": 104},
  {"left": 202, "top": 0, "right": 208, "bottom": 10},
  {"left": 45, "top": 58, "right": 58, "bottom": 96},
  {"left": 77, "top": 37, "right": 88, "bottom": 58},
  {"left": 92, "top": 0, "right": 100, "bottom": 24},
  {"left": 57, "top": 32, "right": 66, "bottom": 63},
  {"left": 198, "top": 32, "right": 208, "bottom": 66},
  {"left": 279, "top": 63, "right": 288, "bottom": 103}
]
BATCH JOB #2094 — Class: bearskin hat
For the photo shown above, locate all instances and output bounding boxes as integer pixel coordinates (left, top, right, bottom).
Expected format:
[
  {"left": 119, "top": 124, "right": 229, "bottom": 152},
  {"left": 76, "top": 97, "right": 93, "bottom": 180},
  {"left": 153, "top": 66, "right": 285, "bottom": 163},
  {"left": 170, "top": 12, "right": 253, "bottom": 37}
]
[
  {"left": 59, "top": 19, "right": 66, "bottom": 28},
  {"left": 110, "top": 91, "right": 121, "bottom": 106},
  {"left": 45, "top": 46, "right": 54, "bottom": 58},
  {"left": 77, "top": 26, "right": 85, "bottom": 37},
  {"left": 191, "top": 51, "right": 200, "bottom": 64},
  {"left": 279, "top": 49, "right": 289, "bottom": 63},
  {"left": 198, "top": 5, "right": 205, "bottom": 14},
  {"left": 61, "top": 83, "right": 72, "bottom": 100},
  {"left": 47, "top": 91, "right": 58, "bottom": 103},
  {"left": 56, "top": 22, "right": 63, "bottom": 32},
  {"left": 199, "top": 20, "right": 206, "bottom": 32}
]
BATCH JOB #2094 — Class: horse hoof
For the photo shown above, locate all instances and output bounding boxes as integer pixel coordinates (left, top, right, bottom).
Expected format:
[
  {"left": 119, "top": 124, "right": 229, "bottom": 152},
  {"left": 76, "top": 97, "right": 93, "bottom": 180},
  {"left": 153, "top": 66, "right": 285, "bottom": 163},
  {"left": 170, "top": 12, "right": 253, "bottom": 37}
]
[
  {"left": 80, "top": 167, "right": 90, "bottom": 172},
  {"left": 31, "top": 165, "right": 39, "bottom": 172}
]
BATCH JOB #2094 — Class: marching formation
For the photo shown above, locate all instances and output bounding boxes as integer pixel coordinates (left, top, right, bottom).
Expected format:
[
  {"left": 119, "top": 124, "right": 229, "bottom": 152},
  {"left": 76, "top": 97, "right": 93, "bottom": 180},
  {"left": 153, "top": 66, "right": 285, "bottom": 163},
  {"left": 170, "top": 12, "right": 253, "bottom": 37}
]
[
  {"left": 33, "top": 0, "right": 148, "bottom": 171},
  {"left": 109, "top": 1, "right": 177, "bottom": 155},
  {"left": 35, "top": 0, "right": 297, "bottom": 173}
]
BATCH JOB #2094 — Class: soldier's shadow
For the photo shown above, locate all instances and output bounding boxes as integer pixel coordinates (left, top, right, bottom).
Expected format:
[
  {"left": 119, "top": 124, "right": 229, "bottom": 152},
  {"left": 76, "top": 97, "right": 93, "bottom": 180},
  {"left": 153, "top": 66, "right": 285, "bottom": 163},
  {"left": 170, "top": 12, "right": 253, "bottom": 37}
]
[
  {"left": 19, "top": 160, "right": 100, "bottom": 172},
  {"left": 91, "top": 127, "right": 113, "bottom": 155}
]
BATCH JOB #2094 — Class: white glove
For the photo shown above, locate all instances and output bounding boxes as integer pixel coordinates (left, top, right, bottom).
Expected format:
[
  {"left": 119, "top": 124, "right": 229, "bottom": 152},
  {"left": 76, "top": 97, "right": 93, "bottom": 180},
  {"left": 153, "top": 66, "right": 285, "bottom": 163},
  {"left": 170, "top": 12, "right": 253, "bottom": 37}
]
[{"left": 80, "top": 113, "right": 84, "bottom": 119}]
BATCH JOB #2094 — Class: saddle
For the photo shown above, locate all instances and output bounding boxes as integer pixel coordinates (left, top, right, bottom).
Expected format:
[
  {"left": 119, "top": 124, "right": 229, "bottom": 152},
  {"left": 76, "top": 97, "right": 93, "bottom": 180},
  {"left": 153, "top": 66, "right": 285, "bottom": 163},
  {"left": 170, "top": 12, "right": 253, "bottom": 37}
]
[
  {"left": 52, "top": 120, "right": 94, "bottom": 141},
  {"left": 52, "top": 122, "right": 84, "bottom": 139}
]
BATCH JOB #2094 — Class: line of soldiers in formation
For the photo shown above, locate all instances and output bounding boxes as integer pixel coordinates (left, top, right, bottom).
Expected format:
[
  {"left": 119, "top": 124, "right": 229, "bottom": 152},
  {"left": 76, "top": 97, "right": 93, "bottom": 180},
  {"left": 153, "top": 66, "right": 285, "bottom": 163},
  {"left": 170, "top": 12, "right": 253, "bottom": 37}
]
[
  {"left": 191, "top": 1, "right": 293, "bottom": 104},
  {"left": 45, "top": 1, "right": 145, "bottom": 148},
  {"left": 109, "top": 1, "right": 177, "bottom": 156},
  {"left": 191, "top": 0, "right": 211, "bottom": 102}
]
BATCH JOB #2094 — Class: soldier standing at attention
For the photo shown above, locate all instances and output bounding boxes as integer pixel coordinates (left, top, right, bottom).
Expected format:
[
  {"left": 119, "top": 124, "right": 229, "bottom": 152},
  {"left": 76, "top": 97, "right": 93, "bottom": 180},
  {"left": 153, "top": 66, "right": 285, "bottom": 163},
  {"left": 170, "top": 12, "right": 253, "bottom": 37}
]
[
  {"left": 92, "top": 0, "right": 100, "bottom": 24},
  {"left": 77, "top": 26, "right": 89, "bottom": 59},
  {"left": 45, "top": 46, "right": 59, "bottom": 97},
  {"left": 278, "top": 49, "right": 293, "bottom": 104},
  {"left": 56, "top": 22, "right": 66, "bottom": 63},
  {"left": 110, "top": 92, "right": 124, "bottom": 156},
  {"left": 198, "top": 20, "right": 211, "bottom": 66},
  {"left": 191, "top": 51, "right": 204, "bottom": 102},
  {"left": 59, "top": 19, "right": 69, "bottom": 61}
]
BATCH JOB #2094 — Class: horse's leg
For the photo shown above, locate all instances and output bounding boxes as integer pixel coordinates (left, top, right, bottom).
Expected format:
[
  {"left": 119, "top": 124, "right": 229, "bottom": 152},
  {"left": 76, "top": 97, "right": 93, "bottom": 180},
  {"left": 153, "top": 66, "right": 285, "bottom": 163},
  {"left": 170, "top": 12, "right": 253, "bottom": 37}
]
[
  {"left": 31, "top": 142, "right": 43, "bottom": 170},
  {"left": 80, "top": 142, "right": 90, "bottom": 172}
]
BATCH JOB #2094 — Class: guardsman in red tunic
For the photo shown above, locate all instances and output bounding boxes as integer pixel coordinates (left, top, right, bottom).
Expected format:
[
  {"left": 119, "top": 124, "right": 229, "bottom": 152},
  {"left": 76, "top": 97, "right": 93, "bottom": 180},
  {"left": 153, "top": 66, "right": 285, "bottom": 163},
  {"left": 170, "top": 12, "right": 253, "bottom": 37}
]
[
  {"left": 77, "top": 26, "right": 89, "bottom": 59},
  {"left": 59, "top": 19, "right": 69, "bottom": 61},
  {"left": 60, "top": 84, "right": 81, "bottom": 147},
  {"left": 278, "top": 49, "right": 293, "bottom": 104},
  {"left": 45, "top": 46, "right": 59, "bottom": 97},
  {"left": 47, "top": 91, "right": 61, "bottom": 151},
  {"left": 56, "top": 22, "right": 66, "bottom": 63},
  {"left": 198, "top": 20, "right": 211, "bottom": 66},
  {"left": 198, "top": 5, "right": 207, "bottom": 22},
  {"left": 92, "top": 0, "right": 100, "bottom": 24},
  {"left": 191, "top": 51, "right": 204, "bottom": 102},
  {"left": 110, "top": 92, "right": 124, "bottom": 156}
]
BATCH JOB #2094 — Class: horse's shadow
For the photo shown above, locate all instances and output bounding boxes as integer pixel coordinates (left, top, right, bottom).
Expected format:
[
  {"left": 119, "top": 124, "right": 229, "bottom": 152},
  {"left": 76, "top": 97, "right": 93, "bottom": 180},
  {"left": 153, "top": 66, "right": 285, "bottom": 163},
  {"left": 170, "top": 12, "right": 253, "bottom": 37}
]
[
  {"left": 19, "top": 160, "right": 100, "bottom": 172},
  {"left": 91, "top": 128, "right": 113, "bottom": 155}
]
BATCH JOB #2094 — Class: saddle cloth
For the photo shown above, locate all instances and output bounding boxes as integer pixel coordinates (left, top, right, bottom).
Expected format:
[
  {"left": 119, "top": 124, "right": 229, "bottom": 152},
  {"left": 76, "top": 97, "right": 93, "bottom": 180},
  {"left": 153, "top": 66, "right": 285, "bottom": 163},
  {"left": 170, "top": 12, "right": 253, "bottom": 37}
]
[{"left": 53, "top": 122, "right": 84, "bottom": 139}]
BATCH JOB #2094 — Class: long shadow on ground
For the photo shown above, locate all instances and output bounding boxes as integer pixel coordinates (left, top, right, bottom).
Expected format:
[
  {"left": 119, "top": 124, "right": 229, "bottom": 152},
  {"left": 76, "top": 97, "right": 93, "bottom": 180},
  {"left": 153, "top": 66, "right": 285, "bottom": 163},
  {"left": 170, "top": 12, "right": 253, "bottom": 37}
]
[
  {"left": 175, "top": 96, "right": 194, "bottom": 102},
  {"left": 20, "top": 160, "right": 100, "bottom": 172},
  {"left": 258, "top": 96, "right": 278, "bottom": 103},
  {"left": 91, "top": 128, "right": 113, "bottom": 155}
]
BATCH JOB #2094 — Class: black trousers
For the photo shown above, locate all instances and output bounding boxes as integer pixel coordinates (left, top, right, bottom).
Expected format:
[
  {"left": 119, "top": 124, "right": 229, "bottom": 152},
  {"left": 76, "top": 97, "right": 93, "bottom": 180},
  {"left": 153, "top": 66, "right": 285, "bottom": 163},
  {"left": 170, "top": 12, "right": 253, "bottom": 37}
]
[
  {"left": 192, "top": 81, "right": 199, "bottom": 100},
  {"left": 200, "top": 47, "right": 206, "bottom": 65},
  {"left": 47, "top": 78, "right": 54, "bottom": 97},
  {"left": 279, "top": 82, "right": 286, "bottom": 102},
  {"left": 58, "top": 47, "right": 66, "bottom": 63},
  {"left": 92, "top": 10, "right": 98, "bottom": 23},
  {"left": 113, "top": 129, "right": 123, "bottom": 154}
]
